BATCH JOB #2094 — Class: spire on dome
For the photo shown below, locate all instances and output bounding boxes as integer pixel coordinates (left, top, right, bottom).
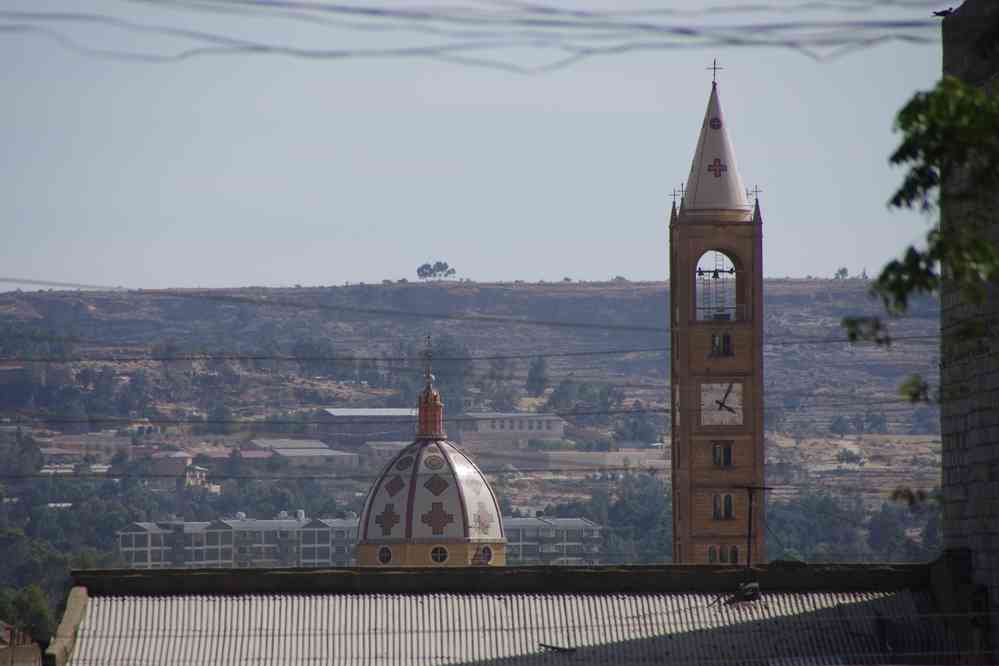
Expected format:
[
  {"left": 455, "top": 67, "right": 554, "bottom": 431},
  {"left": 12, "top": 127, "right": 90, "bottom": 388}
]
[
  {"left": 682, "top": 75, "right": 752, "bottom": 219},
  {"left": 417, "top": 336, "right": 445, "bottom": 439}
]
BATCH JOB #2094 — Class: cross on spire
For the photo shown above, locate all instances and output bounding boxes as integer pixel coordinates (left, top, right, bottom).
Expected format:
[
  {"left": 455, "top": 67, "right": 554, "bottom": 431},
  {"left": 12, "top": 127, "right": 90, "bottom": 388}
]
[
  {"left": 671, "top": 188, "right": 681, "bottom": 204},
  {"left": 707, "top": 58, "right": 723, "bottom": 83},
  {"left": 746, "top": 185, "right": 763, "bottom": 201}
]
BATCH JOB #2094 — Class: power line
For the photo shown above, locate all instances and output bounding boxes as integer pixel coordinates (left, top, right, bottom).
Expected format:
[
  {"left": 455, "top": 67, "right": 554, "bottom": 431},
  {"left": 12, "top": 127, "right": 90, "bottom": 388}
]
[{"left": 0, "top": 3, "right": 939, "bottom": 71}]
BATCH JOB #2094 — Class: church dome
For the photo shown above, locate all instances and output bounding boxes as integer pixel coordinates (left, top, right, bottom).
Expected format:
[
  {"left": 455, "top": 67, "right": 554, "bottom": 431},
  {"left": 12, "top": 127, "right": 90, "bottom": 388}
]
[{"left": 356, "top": 347, "right": 506, "bottom": 567}]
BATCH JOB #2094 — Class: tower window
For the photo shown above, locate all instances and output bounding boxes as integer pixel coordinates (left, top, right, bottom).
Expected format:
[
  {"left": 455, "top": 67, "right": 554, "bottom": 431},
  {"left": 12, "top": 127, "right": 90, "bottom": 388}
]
[
  {"left": 695, "top": 251, "right": 740, "bottom": 321},
  {"left": 730, "top": 545, "right": 739, "bottom": 564},
  {"left": 377, "top": 546, "right": 392, "bottom": 565},
  {"left": 713, "top": 494, "right": 735, "bottom": 520},
  {"left": 719, "top": 545, "right": 729, "bottom": 563},
  {"left": 708, "top": 546, "right": 717, "bottom": 563},
  {"left": 430, "top": 546, "right": 449, "bottom": 564},
  {"left": 712, "top": 442, "right": 734, "bottom": 468},
  {"left": 710, "top": 333, "right": 733, "bottom": 357}
]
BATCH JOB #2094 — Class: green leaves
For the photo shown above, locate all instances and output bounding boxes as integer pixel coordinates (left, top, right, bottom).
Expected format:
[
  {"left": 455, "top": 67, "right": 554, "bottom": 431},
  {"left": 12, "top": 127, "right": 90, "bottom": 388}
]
[{"left": 878, "top": 76, "right": 999, "bottom": 313}]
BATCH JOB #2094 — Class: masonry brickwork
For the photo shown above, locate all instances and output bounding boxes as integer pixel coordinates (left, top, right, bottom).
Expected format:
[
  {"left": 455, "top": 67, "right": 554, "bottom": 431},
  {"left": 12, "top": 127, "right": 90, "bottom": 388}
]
[{"left": 940, "top": 0, "right": 999, "bottom": 656}]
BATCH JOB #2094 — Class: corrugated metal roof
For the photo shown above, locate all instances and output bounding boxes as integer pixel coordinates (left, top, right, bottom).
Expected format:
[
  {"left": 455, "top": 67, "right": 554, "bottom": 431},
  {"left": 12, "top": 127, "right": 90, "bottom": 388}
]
[{"left": 69, "top": 590, "right": 953, "bottom": 665}]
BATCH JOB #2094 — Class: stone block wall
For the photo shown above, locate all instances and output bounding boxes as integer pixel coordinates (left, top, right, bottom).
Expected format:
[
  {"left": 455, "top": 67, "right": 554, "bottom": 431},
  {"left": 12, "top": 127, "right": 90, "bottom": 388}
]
[{"left": 941, "top": 0, "right": 999, "bottom": 657}]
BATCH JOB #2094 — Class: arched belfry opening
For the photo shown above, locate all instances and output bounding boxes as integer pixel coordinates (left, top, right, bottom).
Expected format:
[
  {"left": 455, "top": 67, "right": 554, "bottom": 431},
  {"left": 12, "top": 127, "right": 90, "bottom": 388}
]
[{"left": 694, "top": 250, "right": 743, "bottom": 322}]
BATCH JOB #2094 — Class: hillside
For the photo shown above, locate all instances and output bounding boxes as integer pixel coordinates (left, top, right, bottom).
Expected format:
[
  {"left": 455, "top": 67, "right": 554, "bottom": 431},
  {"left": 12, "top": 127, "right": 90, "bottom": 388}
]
[{"left": 0, "top": 278, "right": 938, "bottom": 430}]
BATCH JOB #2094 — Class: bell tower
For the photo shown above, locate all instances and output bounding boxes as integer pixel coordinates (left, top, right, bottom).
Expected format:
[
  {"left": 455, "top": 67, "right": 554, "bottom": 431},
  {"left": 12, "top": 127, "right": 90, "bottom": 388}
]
[{"left": 669, "top": 73, "right": 765, "bottom": 565}]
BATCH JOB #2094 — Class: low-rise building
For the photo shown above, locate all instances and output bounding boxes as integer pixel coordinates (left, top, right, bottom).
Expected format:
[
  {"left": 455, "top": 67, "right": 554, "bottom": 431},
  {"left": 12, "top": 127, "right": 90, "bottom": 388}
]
[
  {"left": 272, "top": 448, "right": 360, "bottom": 468},
  {"left": 117, "top": 515, "right": 600, "bottom": 568},
  {"left": 117, "top": 513, "right": 360, "bottom": 569},
  {"left": 504, "top": 517, "right": 603, "bottom": 565},
  {"left": 360, "top": 440, "right": 410, "bottom": 466},
  {"left": 456, "top": 412, "right": 568, "bottom": 449},
  {"left": 247, "top": 438, "right": 329, "bottom": 451},
  {"left": 317, "top": 408, "right": 417, "bottom": 446}
]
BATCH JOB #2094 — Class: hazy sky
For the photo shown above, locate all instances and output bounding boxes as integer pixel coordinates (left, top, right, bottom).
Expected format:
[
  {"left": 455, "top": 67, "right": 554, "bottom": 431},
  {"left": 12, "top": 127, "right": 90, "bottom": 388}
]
[{"left": 1, "top": 1, "right": 943, "bottom": 289}]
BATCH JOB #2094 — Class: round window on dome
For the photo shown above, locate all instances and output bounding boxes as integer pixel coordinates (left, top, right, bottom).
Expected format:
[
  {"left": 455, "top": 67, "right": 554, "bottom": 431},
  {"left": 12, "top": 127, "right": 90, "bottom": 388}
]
[
  {"left": 377, "top": 546, "right": 392, "bottom": 565},
  {"left": 430, "top": 546, "right": 449, "bottom": 564}
]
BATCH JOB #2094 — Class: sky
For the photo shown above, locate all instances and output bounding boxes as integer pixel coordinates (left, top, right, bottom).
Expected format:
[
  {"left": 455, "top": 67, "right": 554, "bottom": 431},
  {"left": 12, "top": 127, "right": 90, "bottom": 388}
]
[{"left": 0, "top": 1, "right": 944, "bottom": 289}]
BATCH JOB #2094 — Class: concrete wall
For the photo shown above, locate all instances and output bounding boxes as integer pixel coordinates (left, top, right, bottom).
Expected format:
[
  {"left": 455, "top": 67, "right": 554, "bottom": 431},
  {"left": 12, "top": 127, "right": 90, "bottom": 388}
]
[{"left": 940, "top": 1, "right": 999, "bottom": 657}]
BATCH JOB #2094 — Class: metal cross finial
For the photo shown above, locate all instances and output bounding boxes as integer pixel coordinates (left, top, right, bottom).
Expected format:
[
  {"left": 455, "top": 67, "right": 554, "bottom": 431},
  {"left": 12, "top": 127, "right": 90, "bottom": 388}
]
[
  {"left": 747, "top": 184, "right": 763, "bottom": 201},
  {"left": 679, "top": 182, "right": 686, "bottom": 198},
  {"left": 671, "top": 188, "right": 681, "bottom": 204},
  {"left": 707, "top": 58, "right": 723, "bottom": 83}
]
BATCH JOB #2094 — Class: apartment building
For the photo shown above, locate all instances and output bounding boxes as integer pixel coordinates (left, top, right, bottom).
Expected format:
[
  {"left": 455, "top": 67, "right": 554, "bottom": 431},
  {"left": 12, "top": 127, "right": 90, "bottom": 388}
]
[
  {"left": 118, "top": 511, "right": 603, "bottom": 569},
  {"left": 117, "top": 512, "right": 359, "bottom": 569},
  {"left": 118, "top": 515, "right": 602, "bottom": 568},
  {"left": 504, "top": 517, "right": 603, "bottom": 565}
]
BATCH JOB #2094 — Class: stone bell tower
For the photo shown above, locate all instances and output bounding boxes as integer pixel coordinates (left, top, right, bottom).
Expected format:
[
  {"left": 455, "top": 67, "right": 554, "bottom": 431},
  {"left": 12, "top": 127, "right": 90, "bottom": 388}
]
[{"left": 669, "top": 73, "right": 765, "bottom": 565}]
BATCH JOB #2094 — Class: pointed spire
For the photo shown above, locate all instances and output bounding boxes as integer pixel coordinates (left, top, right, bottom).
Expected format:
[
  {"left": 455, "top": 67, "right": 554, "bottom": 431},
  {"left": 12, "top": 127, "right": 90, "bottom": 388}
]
[
  {"left": 669, "top": 200, "right": 678, "bottom": 225},
  {"left": 417, "top": 336, "right": 445, "bottom": 439},
  {"left": 682, "top": 81, "right": 751, "bottom": 219}
]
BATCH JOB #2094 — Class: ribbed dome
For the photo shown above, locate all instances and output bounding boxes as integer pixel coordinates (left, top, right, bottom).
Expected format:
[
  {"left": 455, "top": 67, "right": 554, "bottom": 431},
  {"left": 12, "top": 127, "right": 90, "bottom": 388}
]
[{"left": 358, "top": 438, "right": 505, "bottom": 545}]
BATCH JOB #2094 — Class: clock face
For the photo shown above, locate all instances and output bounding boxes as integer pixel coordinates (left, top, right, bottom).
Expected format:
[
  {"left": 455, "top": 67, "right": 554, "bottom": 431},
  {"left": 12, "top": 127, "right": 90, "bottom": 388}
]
[{"left": 700, "top": 382, "right": 744, "bottom": 426}]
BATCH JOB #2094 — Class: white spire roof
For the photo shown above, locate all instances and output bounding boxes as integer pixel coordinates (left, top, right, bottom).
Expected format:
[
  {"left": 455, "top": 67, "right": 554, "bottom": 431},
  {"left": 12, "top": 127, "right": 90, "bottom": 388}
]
[{"left": 683, "top": 82, "right": 751, "bottom": 216}]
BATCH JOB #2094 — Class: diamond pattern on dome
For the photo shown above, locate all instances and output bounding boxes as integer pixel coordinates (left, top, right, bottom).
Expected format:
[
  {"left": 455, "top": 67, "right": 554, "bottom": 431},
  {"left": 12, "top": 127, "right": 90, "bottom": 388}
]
[
  {"left": 424, "top": 474, "right": 449, "bottom": 497},
  {"left": 384, "top": 475, "right": 405, "bottom": 498},
  {"left": 359, "top": 439, "right": 505, "bottom": 549}
]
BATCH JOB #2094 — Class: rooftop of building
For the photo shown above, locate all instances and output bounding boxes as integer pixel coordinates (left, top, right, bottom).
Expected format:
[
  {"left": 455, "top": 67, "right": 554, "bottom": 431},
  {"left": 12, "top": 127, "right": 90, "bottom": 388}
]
[
  {"left": 249, "top": 438, "right": 329, "bottom": 450},
  {"left": 48, "top": 559, "right": 967, "bottom": 666},
  {"left": 272, "top": 448, "right": 356, "bottom": 457},
  {"left": 321, "top": 408, "right": 416, "bottom": 418}
]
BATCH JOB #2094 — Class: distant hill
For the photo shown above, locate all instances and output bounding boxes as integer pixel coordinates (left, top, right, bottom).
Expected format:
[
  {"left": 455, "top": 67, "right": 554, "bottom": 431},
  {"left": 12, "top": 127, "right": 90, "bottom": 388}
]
[{"left": 0, "top": 279, "right": 938, "bottom": 436}]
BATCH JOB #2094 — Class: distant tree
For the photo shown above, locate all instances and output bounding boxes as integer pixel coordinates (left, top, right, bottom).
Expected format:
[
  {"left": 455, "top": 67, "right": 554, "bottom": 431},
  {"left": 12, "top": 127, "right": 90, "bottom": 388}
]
[
  {"left": 864, "top": 411, "right": 889, "bottom": 433},
  {"left": 491, "top": 386, "right": 519, "bottom": 413},
  {"left": 208, "top": 403, "right": 234, "bottom": 435},
  {"left": 829, "top": 415, "right": 850, "bottom": 437},
  {"left": 12, "top": 584, "right": 54, "bottom": 646},
  {"left": 867, "top": 503, "right": 908, "bottom": 558},
  {"left": 849, "top": 413, "right": 866, "bottom": 435},
  {"left": 417, "top": 261, "right": 457, "bottom": 281},
  {"left": 525, "top": 357, "right": 549, "bottom": 397},
  {"left": 834, "top": 267, "right": 849, "bottom": 279}
]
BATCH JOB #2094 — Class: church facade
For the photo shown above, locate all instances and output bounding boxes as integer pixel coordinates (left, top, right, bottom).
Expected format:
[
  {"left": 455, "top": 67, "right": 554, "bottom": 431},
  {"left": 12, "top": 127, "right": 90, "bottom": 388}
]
[{"left": 669, "top": 78, "right": 766, "bottom": 565}]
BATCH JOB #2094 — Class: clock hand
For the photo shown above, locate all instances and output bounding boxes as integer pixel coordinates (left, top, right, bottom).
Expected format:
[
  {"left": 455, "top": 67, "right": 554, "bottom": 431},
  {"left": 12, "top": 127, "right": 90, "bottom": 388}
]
[
  {"left": 715, "top": 400, "right": 735, "bottom": 414},
  {"left": 721, "top": 383, "right": 734, "bottom": 403}
]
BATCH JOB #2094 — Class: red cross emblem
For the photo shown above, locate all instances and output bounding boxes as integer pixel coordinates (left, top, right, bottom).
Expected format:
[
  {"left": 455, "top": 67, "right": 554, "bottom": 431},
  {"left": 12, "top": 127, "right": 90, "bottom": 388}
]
[
  {"left": 707, "top": 158, "right": 727, "bottom": 178},
  {"left": 375, "top": 504, "right": 400, "bottom": 536},
  {"left": 421, "top": 502, "right": 455, "bottom": 535}
]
